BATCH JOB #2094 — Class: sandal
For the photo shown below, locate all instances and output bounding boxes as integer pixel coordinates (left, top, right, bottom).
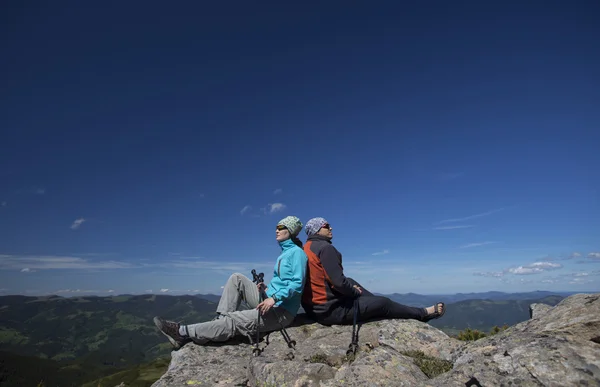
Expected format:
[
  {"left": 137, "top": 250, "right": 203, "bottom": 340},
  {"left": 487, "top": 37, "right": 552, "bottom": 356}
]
[{"left": 423, "top": 302, "right": 445, "bottom": 322}]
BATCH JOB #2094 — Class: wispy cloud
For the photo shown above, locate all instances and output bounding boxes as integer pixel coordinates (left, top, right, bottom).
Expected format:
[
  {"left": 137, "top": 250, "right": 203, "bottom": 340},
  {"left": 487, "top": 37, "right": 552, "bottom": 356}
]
[
  {"left": 160, "top": 288, "right": 170, "bottom": 293},
  {"left": 433, "top": 225, "right": 474, "bottom": 230},
  {"left": 435, "top": 208, "right": 505, "bottom": 225},
  {"left": 273, "top": 188, "right": 283, "bottom": 195},
  {"left": 460, "top": 241, "right": 497, "bottom": 249},
  {"left": 21, "top": 268, "right": 35, "bottom": 273},
  {"left": 268, "top": 203, "right": 286, "bottom": 214},
  {"left": 240, "top": 205, "right": 252, "bottom": 215},
  {"left": 473, "top": 271, "right": 504, "bottom": 278},
  {"left": 152, "top": 259, "right": 273, "bottom": 273},
  {"left": 70, "top": 218, "right": 86, "bottom": 230},
  {"left": 588, "top": 252, "right": 600, "bottom": 259},
  {"left": 372, "top": 249, "right": 390, "bottom": 256},
  {"left": 0, "top": 254, "right": 134, "bottom": 270},
  {"left": 507, "top": 261, "right": 562, "bottom": 275},
  {"left": 569, "top": 277, "right": 594, "bottom": 285},
  {"left": 55, "top": 289, "right": 114, "bottom": 294},
  {"left": 16, "top": 187, "right": 46, "bottom": 195},
  {"left": 1, "top": 201, "right": 6, "bottom": 207},
  {"left": 568, "top": 252, "right": 582, "bottom": 259}
]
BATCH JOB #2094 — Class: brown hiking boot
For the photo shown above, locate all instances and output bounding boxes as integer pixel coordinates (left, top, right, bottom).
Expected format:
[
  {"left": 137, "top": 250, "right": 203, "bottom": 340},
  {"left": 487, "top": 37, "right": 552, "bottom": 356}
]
[{"left": 153, "top": 316, "right": 190, "bottom": 349}]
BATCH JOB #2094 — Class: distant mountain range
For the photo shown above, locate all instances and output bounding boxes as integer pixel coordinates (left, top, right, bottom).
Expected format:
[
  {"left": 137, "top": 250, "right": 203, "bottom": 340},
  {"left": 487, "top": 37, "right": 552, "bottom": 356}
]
[
  {"left": 379, "top": 290, "right": 581, "bottom": 308},
  {"left": 0, "top": 294, "right": 217, "bottom": 386}
]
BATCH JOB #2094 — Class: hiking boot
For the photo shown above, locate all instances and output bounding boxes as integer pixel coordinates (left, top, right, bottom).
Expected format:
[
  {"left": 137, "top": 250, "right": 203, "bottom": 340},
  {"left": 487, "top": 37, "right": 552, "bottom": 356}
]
[{"left": 153, "top": 316, "right": 190, "bottom": 349}]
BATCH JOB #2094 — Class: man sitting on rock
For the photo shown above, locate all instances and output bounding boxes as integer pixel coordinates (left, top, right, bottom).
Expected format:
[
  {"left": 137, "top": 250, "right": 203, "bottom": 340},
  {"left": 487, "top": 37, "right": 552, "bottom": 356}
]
[
  {"left": 153, "top": 216, "right": 308, "bottom": 348},
  {"left": 301, "top": 217, "right": 445, "bottom": 326}
]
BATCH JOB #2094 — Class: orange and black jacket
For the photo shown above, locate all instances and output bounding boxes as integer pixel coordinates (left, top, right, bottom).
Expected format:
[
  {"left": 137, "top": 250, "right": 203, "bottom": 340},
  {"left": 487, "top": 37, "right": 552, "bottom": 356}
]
[{"left": 301, "top": 234, "right": 360, "bottom": 318}]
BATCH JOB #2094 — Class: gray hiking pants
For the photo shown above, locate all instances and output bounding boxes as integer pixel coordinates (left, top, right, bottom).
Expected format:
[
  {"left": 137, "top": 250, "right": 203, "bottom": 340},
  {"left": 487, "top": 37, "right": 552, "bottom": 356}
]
[{"left": 184, "top": 273, "right": 294, "bottom": 344}]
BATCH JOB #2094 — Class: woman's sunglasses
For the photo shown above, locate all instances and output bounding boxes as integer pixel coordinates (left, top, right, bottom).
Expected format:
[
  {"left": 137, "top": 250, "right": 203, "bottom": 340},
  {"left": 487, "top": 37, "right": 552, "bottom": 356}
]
[{"left": 276, "top": 225, "right": 288, "bottom": 231}]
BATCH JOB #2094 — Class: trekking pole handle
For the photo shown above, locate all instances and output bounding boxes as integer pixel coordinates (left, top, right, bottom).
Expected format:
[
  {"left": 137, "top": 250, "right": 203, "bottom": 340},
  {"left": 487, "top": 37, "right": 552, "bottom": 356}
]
[{"left": 251, "top": 269, "right": 265, "bottom": 284}]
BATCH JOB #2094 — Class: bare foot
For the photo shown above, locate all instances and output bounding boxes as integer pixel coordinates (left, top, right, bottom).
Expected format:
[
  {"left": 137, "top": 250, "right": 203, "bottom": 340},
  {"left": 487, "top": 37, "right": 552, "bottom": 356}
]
[{"left": 425, "top": 302, "right": 444, "bottom": 317}]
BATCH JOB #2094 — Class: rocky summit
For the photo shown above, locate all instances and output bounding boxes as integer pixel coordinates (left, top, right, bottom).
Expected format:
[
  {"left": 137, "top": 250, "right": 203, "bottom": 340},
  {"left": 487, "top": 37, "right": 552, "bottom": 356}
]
[{"left": 151, "top": 293, "right": 600, "bottom": 386}]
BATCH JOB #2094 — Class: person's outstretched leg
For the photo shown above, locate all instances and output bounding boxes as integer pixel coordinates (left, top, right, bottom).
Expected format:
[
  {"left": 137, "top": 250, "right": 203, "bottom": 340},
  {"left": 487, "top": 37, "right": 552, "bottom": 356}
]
[
  {"left": 356, "top": 296, "right": 427, "bottom": 322},
  {"left": 154, "top": 307, "right": 294, "bottom": 347},
  {"left": 216, "top": 273, "right": 262, "bottom": 315}
]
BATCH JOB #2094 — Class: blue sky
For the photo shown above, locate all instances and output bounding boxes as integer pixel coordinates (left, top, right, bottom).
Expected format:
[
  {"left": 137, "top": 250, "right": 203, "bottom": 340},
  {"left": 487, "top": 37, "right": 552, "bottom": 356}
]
[{"left": 1, "top": 1, "right": 599, "bottom": 297}]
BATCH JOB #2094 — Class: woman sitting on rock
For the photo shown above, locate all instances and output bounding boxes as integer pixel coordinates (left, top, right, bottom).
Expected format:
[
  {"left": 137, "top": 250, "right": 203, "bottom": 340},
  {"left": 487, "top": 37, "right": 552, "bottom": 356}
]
[{"left": 153, "top": 216, "right": 308, "bottom": 348}]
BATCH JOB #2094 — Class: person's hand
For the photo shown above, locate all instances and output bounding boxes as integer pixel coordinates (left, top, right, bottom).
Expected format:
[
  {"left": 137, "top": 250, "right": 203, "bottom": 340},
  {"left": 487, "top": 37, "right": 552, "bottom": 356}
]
[
  {"left": 353, "top": 285, "right": 362, "bottom": 295},
  {"left": 256, "top": 297, "right": 275, "bottom": 315}
]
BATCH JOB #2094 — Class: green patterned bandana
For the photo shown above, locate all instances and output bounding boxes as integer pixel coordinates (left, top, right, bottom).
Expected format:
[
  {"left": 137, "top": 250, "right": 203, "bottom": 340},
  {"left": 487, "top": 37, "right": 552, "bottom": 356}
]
[{"left": 277, "top": 216, "right": 303, "bottom": 237}]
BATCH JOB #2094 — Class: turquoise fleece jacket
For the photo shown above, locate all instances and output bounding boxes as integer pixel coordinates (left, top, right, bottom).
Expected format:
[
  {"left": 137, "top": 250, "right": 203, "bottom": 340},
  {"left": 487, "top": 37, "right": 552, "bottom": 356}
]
[{"left": 266, "top": 238, "right": 308, "bottom": 315}]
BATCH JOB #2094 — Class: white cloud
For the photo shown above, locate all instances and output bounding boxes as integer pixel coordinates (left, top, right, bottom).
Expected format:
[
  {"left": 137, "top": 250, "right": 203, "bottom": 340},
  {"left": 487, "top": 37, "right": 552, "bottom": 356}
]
[
  {"left": 473, "top": 271, "right": 504, "bottom": 278},
  {"left": 240, "top": 205, "right": 252, "bottom": 215},
  {"left": 20, "top": 268, "right": 35, "bottom": 273},
  {"left": 507, "top": 261, "right": 562, "bottom": 275},
  {"left": 268, "top": 203, "right": 286, "bottom": 214},
  {"left": 273, "top": 188, "right": 283, "bottom": 195},
  {"left": 107, "top": 289, "right": 114, "bottom": 293},
  {"left": 569, "top": 277, "right": 594, "bottom": 285},
  {"left": 433, "top": 225, "right": 474, "bottom": 230},
  {"left": 460, "top": 241, "right": 497, "bottom": 249},
  {"left": 569, "top": 252, "right": 582, "bottom": 258},
  {"left": 70, "top": 218, "right": 86, "bottom": 230},
  {"left": 160, "top": 288, "right": 170, "bottom": 293},
  {"left": 588, "top": 252, "right": 600, "bottom": 259},
  {"left": 541, "top": 279, "right": 557, "bottom": 284},
  {"left": 372, "top": 249, "right": 390, "bottom": 256},
  {"left": 0, "top": 254, "right": 134, "bottom": 270},
  {"left": 435, "top": 208, "right": 505, "bottom": 224},
  {"left": 145, "top": 289, "right": 153, "bottom": 293}
]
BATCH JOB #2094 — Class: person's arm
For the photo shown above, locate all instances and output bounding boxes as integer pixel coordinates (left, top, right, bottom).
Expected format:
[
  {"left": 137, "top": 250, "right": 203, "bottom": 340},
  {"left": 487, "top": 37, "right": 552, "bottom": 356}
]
[
  {"left": 268, "top": 249, "right": 307, "bottom": 303},
  {"left": 319, "top": 245, "right": 360, "bottom": 297}
]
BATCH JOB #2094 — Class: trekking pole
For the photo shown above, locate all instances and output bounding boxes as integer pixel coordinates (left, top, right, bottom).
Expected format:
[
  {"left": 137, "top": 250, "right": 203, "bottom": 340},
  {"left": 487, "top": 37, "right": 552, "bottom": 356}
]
[
  {"left": 346, "top": 298, "right": 360, "bottom": 355},
  {"left": 250, "top": 269, "right": 265, "bottom": 357},
  {"left": 251, "top": 269, "right": 297, "bottom": 358}
]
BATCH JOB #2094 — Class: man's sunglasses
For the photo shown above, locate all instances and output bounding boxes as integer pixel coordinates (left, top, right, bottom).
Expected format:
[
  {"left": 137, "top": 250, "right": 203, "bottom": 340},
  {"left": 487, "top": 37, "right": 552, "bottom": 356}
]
[
  {"left": 321, "top": 223, "right": 331, "bottom": 230},
  {"left": 276, "top": 225, "right": 288, "bottom": 231}
]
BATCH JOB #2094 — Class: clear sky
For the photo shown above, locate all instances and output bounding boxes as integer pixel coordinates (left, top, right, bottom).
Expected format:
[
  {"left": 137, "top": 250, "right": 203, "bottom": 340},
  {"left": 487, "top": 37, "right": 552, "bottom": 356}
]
[{"left": 1, "top": 1, "right": 599, "bottom": 297}]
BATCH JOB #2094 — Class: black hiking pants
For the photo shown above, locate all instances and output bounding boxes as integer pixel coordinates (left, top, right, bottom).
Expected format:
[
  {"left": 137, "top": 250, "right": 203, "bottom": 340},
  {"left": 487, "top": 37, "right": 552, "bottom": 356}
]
[{"left": 316, "top": 278, "right": 427, "bottom": 326}]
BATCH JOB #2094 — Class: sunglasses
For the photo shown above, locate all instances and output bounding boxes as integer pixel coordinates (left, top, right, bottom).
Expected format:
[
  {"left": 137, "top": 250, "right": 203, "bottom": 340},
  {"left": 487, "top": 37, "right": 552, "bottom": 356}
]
[
  {"left": 321, "top": 223, "right": 331, "bottom": 230},
  {"left": 276, "top": 225, "right": 288, "bottom": 231}
]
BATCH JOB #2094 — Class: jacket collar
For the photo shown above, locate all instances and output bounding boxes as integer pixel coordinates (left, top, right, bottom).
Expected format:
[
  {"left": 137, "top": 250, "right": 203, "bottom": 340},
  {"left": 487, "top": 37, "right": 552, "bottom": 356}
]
[
  {"left": 279, "top": 238, "right": 297, "bottom": 250},
  {"left": 307, "top": 234, "right": 332, "bottom": 244}
]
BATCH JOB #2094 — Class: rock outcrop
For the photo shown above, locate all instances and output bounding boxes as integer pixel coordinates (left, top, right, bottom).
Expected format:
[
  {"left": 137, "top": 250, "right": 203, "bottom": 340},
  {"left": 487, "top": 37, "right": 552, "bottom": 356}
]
[{"left": 152, "top": 293, "right": 600, "bottom": 386}]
